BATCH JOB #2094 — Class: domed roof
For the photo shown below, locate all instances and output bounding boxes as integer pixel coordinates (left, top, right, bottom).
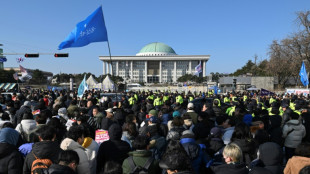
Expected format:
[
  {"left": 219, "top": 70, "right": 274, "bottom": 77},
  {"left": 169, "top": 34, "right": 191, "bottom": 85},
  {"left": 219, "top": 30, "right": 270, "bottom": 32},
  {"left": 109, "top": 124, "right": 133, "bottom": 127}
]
[{"left": 136, "top": 42, "right": 177, "bottom": 56}]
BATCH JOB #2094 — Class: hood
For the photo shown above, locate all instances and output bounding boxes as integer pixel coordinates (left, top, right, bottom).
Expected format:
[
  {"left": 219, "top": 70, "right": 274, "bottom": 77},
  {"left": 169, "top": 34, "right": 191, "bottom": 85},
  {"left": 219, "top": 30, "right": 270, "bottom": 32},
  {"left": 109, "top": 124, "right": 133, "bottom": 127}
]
[
  {"left": 32, "top": 141, "right": 61, "bottom": 159},
  {"left": 180, "top": 138, "right": 200, "bottom": 160},
  {"left": 286, "top": 119, "right": 300, "bottom": 125},
  {"left": 259, "top": 142, "right": 282, "bottom": 166},
  {"left": 0, "top": 127, "right": 19, "bottom": 146},
  {"left": 20, "top": 119, "right": 37, "bottom": 133},
  {"left": 60, "top": 138, "right": 84, "bottom": 151},
  {"left": 269, "top": 115, "right": 282, "bottom": 128},
  {"left": 232, "top": 138, "right": 254, "bottom": 153},
  {"left": 108, "top": 124, "right": 122, "bottom": 140}
]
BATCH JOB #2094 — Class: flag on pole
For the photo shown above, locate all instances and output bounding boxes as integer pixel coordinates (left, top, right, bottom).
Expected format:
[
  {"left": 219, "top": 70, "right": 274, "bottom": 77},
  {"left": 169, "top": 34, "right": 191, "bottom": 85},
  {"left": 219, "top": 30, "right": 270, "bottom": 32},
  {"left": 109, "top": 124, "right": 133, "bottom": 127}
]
[
  {"left": 58, "top": 6, "right": 108, "bottom": 50},
  {"left": 78, "top": 75, "right": 89, "bottom": 98},
  {"left": 299, "top": 62, "right": 309, "bottom": 87},
  {"left": 194, "top": 61, "right": 202, "bottom": 77},
  {"left": 19, "top": 65, "right": 32, "bottom": 82}
]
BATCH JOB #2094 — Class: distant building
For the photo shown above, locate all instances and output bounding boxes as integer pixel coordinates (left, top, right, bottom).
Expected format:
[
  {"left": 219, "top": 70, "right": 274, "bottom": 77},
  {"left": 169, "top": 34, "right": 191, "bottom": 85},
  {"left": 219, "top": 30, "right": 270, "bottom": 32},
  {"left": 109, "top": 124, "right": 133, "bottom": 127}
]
[{"left": 99, "top": 42, "right": 210, "bottom": 83}]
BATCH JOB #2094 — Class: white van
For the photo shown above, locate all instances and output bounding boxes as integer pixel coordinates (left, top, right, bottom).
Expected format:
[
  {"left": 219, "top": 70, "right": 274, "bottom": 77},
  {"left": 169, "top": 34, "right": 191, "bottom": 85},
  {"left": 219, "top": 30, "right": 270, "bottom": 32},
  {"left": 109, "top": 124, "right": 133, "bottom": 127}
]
[{"left": 126, "top": 83, "right": 142, "bottom": 91}]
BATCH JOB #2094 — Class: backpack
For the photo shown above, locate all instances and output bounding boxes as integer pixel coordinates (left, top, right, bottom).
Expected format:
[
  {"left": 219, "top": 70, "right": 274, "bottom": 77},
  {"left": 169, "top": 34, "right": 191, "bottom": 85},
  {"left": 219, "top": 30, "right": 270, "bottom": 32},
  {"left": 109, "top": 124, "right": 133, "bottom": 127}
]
[
  {"left": 128, "top": 156, "right": 154, "bottom": 174},
  {"left": 31, "top": 152, "right": 53, "bottom": 174}
]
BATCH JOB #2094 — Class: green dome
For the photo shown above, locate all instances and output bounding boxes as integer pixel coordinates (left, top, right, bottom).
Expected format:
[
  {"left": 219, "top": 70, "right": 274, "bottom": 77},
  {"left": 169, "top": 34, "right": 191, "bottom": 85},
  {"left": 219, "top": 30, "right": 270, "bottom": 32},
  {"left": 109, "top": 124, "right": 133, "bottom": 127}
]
[{"left": 136, "top": 42, "right": 176, "bottom": 56}]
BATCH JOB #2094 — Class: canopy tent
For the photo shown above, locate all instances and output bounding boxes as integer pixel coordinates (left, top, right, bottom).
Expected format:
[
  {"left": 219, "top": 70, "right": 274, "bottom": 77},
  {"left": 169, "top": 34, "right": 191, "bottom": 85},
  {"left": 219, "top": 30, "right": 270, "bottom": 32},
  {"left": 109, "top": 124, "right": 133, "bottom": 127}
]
[
  {"left": 102, "top": 76, "right": 115, "bottom": 91},
  {"left": 246, "top": 87, "right": 260, "bottom": 91},
  {"left": 86, "top": 75, "right": 98, "bottom": 89}
]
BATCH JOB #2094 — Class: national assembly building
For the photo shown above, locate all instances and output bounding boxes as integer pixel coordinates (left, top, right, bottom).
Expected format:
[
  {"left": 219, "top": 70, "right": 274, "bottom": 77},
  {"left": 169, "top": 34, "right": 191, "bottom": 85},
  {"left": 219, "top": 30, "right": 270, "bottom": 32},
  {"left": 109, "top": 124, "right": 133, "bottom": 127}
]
[{"left": 99, "top": 42, "right": 210, "bottom": 83}]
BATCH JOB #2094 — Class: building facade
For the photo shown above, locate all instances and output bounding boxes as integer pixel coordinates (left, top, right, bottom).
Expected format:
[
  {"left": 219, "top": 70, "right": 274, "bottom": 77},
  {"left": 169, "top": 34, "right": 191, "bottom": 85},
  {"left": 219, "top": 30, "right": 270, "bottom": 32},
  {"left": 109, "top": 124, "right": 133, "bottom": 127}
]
[{"left": 99, "top": 42, "right": 210, "bottom": 83}]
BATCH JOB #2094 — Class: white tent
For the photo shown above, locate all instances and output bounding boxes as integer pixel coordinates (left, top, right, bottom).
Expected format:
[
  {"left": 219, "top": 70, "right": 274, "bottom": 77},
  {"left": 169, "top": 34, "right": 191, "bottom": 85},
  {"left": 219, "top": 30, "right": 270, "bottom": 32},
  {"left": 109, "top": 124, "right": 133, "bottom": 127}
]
[
  {"left": 86, "top": 75, "right": 98, "bottom": 89},
  {"left": 102, "top": 76, "right": 115, "bottom": 91}
]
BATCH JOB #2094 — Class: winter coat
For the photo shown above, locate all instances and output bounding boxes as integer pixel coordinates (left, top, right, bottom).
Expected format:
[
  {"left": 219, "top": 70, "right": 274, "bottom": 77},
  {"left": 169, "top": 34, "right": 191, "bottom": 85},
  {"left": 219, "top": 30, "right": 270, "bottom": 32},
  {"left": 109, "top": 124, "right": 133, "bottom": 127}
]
[
  {"left": 166, "top": 126, "right": 186, "bottom": 141},
  {"left": 82, "top": 137, "right": 99, "bottom": 174},
  {"left": 0, "top": 127, "right": 24, "bottom": 174},
  {"left": 207, "top": 138, "right": 225, "bottom": 157},
  {"left": 186, "top": 110, "right": 198, "bottom": 125},
  {"left": 180, "top": 138, "right": 208, "bottom": 174},
  {"left": 67, "top": 104, "right": 79, "bottom": 116},
  {"left": 60, "top": 138, "right": 91, "bottom": 174},
  {"left": 15, "top": 119, "right": 37, "bottom": 136},
  {"left": 23, "top": 141, "right": 63, "bottom": 174},
  {"left": 121, "top": 131, "right": 135, "bottom": 148},
  {"left": 48, "top": 164, "right": 76, "bottom": 174},
  {"left": 14, "top": 105, "right": 32, "bottom": 126},
  {"left": 250, "top": 142, "right": 283, "bottom": 174},
  {"left": 96, "top": 124, "right": 131, "bottom": 173},
  {"left": 284, "top": 156, "right": 310, "bottom": 174},
  {"left": 0, "top": 143, "right": 24, "bottom": 173},
  {"left": 268, "top": 115, "right": 283, "bottom": 147},
  {"left": 232, "top": 138, "right": 256, "bottom": 166},
  {"left": 212, "top": 106, "right": 223, "bottom": 118},
  {"left": 222, "top": 127, "right": 234, "bottom": 145},
  {"left": 161, "top": 113, "right": 171, "bottom": 125},
  {"left": 282, "top": 120, "right": 306, "bottom": 148},
  {"left": 212, "top": 163, "right": 249, "bottom": 174},
  {"left": 149, "top": 135, "right": 166, "bottom": 160},
  {"left": 122, "top": 150, "right": 160, "bottom": 174}
]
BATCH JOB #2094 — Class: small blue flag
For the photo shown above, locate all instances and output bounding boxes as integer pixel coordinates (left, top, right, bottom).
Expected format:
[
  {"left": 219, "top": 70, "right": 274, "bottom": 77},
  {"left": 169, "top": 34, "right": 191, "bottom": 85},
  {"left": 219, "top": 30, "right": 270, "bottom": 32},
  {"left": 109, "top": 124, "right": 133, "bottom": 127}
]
[
  {"left": 299, "top": 62, "right": 309, "bottom": 87},
  {"left": 58, "top": 6, "right": 108, "bottom": 50},
  {"left": 78, "top": 75, "right": 89, "bottom": 98}
]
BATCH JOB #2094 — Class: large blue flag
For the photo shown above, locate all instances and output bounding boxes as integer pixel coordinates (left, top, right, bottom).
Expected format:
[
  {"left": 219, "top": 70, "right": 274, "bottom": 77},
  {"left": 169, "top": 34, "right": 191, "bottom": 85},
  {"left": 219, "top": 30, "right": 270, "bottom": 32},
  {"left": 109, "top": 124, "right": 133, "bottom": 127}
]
[
  {"left": 78, "top": 75, "right": 89, "bottom": 98},
  {"left": 58, "top": 6, "right": 108, "bottom": 50},
  {"left": 299, "top": 62, "right": 309, "bottom": 86}
]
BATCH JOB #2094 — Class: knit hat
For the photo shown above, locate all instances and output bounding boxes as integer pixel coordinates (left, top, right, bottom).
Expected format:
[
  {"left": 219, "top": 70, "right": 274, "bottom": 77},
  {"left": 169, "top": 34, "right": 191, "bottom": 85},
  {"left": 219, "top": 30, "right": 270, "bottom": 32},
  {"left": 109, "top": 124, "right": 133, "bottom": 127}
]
[
  {"left": 173, "top": 111, "right": 181, "bottom": 117},
  {"left": 149, "top": 109, "right": 158, "bottom": 117},
  {"left": 105, "top": 108, "right": 113, "bottom": 113},
  {"left": 23, "top": 101, "right": 31, "bottom": 107},
  {"left": 210, "top": 127, "right": 222, "bottom": 138}
]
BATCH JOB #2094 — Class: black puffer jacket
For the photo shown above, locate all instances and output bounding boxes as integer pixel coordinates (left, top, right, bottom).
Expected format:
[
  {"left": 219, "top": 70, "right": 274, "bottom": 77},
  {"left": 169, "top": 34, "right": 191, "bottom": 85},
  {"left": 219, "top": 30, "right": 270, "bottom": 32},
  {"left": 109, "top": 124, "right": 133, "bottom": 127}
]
[
  {"left": 14, "top": 105, "right": 32, "bottom": 126},
  {"left": 232, "top": 138, "right": 256, "bottom": 166},
  {"left": 250, "top": 142, "right": 283, "bottom": 174},
  {"left": 268, "top": 115, "right": 283, "bottom": 146},
  {"left": 96, "top": 124, "right": 131, "bottom": 173},
  {"left": 212, "top": 163, "right": 249, "bottom": 174},
  {"left": 23, "top": 141, "right": 63, "bottom": 174},
  {"left": 207, "top": 138, "right": 225, "bottom": 157},
  {"left": 0, "top": 142, "right": 24, "bottom": 173}
]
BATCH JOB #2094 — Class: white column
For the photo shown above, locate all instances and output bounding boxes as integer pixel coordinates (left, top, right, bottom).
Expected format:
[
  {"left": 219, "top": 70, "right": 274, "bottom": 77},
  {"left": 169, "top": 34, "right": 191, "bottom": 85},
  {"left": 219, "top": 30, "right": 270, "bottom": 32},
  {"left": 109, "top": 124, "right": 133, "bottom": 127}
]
[
  {"left": 174, "top": 61, "right": 177, "bottom": 82},
  {"left": 103, "top": 61, "right": 106, "bottom": 75},
  {"left": 130, "top": 61, "right": 133, "bottom": 80},
  {"left": 116, "top": 61, "right": 119, "bottom": 76},
  {"left": 159, "top": 60, "right": 162, "bottom": 83},
  {"left": 145, "top": 61, "right": 148, "bottom": 83},
  {"left": 189, "top": 60, "right": 192, "bottom": 74},
  {"left": 107, "top": 62, "right": 111, "bottom": 75},
  {"left": 203, "top": 60, "right": 206, "bottom": 77}
]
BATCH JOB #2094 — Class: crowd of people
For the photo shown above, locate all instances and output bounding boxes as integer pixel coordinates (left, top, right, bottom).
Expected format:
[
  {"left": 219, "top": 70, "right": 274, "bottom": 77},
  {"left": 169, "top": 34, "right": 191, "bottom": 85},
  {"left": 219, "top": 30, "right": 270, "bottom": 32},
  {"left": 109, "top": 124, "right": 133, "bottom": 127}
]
[{"left": 0, "top": 89, "right": 310, "bottom": 174}]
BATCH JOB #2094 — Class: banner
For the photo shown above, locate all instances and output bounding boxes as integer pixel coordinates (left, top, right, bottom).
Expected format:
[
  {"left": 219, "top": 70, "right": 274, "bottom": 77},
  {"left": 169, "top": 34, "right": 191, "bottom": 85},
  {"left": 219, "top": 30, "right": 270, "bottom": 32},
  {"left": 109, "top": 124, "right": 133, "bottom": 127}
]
[
  {"left": 260, "top": 88, "right": 275, "bottom": 96},
  {"left": 95, "top": 130, "right": 109, "bottom": 144}
]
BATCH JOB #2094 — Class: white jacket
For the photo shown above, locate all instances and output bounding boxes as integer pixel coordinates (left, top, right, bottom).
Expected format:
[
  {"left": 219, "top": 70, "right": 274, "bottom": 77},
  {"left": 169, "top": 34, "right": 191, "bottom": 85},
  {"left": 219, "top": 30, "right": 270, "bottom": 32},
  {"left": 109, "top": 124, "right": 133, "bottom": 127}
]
[
  {"left": 60, "top": 138, "right": 91, "bottom": 174},
  {"left": 283, "top": 120, "right": 306, "bottom": 148},
  {"left": 83, "top": 138, "right": 99, "bottom": 174},
  {"left": 15, "top": 119, "right": 36, "bottom": 134}
]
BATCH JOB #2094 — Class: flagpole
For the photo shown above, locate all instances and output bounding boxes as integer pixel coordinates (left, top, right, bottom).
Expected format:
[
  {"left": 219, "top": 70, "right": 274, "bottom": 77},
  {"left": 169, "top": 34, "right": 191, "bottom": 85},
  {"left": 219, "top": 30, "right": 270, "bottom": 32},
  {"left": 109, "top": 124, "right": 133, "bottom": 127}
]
[{"left": 107, "top": 41, "right": 118, "bottom": 103}]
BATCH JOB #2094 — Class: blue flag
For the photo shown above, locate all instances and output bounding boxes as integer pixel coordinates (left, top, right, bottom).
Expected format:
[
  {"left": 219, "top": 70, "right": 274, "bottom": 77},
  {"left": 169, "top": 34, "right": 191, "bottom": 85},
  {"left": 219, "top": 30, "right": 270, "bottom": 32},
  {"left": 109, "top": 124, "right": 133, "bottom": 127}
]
[
  {"left": 78, "top": 75, "right": 89, "bottom": 98},
  {"left": 58, "top": 6, "right": 108, "bottom": 50},
  {"left": 299, "top": 62, "right": 309, "bottom": 86}
]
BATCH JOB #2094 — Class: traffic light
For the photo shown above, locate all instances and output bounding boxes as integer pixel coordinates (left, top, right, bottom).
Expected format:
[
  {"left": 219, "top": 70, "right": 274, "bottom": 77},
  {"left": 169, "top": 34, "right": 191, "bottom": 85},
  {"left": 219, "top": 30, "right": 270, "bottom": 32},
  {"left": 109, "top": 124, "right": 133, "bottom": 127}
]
[
  {"left": 25, "top": 53, "right": 39, "bottom": 58},
  {"left": 54, "top": 53, "right": 69, "bottom": 57}
]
